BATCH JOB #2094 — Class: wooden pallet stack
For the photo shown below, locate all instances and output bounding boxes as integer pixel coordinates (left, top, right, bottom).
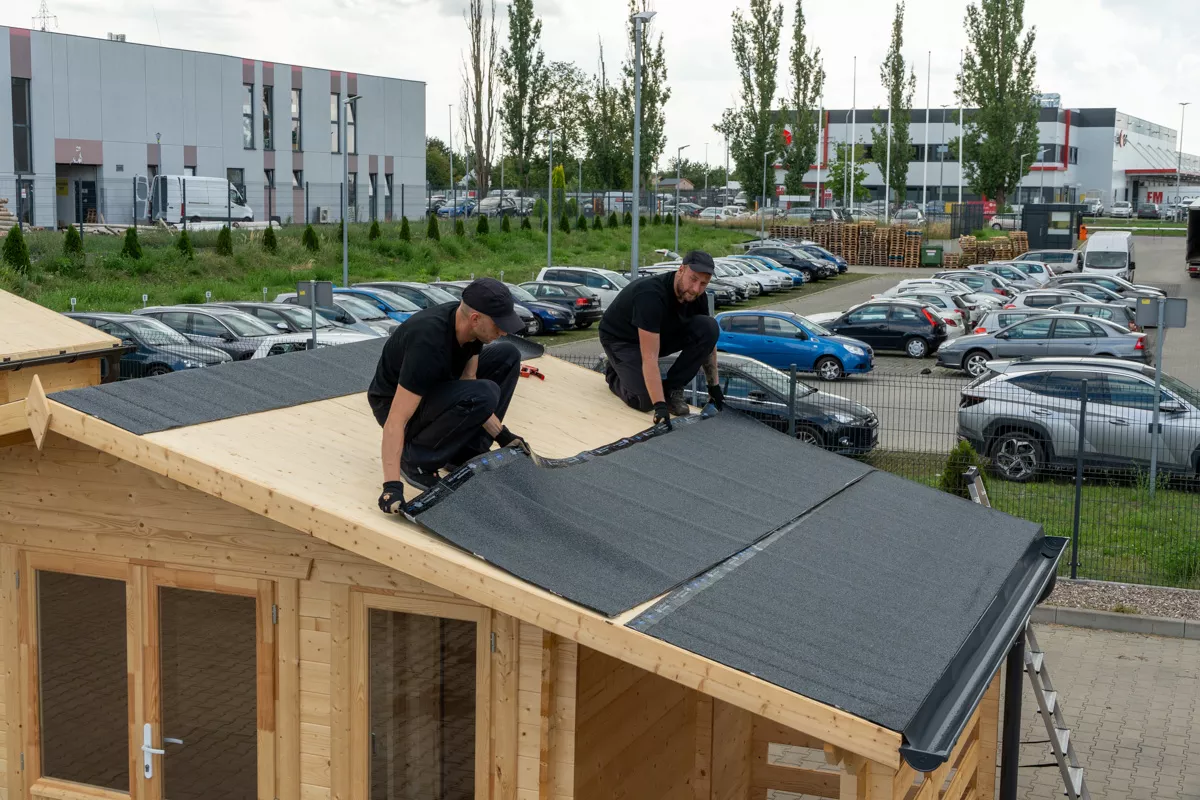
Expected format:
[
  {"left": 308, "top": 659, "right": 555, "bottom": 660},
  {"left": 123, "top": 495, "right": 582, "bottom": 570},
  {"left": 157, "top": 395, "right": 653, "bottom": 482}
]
[
  {"left": 958, "top": 235, "right": 979, "bottom": 266},
  {"left": 904, "top": 230, "right": 923, "bottom": 267},
  {"left": 0, "top": 199, "right": 17, "bottom": 236},
  {"left": 943, "top": 252, "right": 961, "bottom": 268},
  {"left": 843, "top": 223, "right": 860, "bottom": 265},
  {"left": 990, "top": 237, "right": 1013, "bottom": 261},
  {"left": 1010, "top": 231, "right": 1029, "bottom": 254},
  {"left": 888, "top": 227, "right": 905, "bottom": 267}
]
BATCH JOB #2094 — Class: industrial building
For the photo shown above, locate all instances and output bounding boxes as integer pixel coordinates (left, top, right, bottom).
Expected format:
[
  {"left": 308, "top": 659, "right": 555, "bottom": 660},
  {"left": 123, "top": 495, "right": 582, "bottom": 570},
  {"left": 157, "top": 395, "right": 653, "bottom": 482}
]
[
  {"left": 790, "top": 97, "right": 1200, "bottom": 209},
  {"left": 0, "top": 25, "right": 425, "bottom": 228}
]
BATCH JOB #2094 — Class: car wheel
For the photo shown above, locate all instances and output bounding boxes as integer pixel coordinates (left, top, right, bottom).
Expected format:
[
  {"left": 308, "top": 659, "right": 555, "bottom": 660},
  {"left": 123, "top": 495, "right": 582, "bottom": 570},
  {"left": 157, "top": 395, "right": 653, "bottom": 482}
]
[
  {"left": 188, "top": 216, "right": 201, "bottom": 224},
  {"left": 801, "top": 269, "right": 814, "bottom": 283},
  {"left": 814, "top": 356, "right": 844, "bottom": 381},
  {"left": 992, "top": 223, "right": 1002, "bottom": 230},
  {"left": 576, "top": 321, "right": 593, "bottom": 330},
  {"left": 963, "top": 350, "right": 991, "bottom": 377},
  {"left": 795, "top": 425, "right": 825, "bottom": 447},
  {"left": 904, "top": 336, "right": 930, "bottom": 358},
  {"left": 524, "top": 316, "right": 542, "bottom": 336},
  {"left": 989, "top": 432, "right": 1043, "bottom": 483},
  {"left": 147, "top": 364, "right": 172, "bottom": 377}
]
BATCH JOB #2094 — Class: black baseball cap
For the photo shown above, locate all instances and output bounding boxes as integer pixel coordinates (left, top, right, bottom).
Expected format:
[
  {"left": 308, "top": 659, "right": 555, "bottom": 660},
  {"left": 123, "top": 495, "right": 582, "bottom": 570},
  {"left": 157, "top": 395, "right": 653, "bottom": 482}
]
[
  {"left": 681, "top": 250, "right": 716, "bottom": 274},
  {"left": 462, "top": 277, "right": 525, "bottom": 334}
]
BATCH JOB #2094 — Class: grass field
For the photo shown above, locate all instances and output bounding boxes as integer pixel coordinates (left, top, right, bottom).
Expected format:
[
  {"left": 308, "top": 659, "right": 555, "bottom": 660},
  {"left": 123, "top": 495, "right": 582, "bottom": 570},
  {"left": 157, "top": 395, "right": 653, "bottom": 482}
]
[
  {"left": 865, "top": 449, "right": 1200, "bottom": 589},
  {"left": 0, "top": 218, "right": 757, "bottom": 312}
]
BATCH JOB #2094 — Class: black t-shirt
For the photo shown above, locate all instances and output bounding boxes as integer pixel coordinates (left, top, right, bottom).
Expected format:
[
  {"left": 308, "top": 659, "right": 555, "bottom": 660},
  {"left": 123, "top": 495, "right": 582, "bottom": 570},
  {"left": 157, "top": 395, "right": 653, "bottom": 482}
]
[
  {"left": 368, "top": 302, "right": 482, "bottom": 406},
  {"left": 598, "top": 270, "right": 709, "bottom": 344}
]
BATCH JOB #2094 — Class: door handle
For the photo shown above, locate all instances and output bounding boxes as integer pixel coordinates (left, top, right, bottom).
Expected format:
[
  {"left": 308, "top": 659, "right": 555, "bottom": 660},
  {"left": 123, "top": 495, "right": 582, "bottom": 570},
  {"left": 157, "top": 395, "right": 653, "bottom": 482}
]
[
  {"left": 1108, "top": 419, "right": 1130, "bottom": 426},
  {"left": 142, "top": 723, "right": 164, "bottom": 778},
  {"left": 164, "top": 737, "right": 185, "bottom": 745}
]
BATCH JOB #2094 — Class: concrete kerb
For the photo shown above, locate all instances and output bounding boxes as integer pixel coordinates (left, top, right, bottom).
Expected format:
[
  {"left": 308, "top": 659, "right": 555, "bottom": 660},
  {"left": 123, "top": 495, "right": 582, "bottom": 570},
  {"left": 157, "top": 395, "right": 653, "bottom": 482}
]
[{"left": 1032, "top": 604, "right": 1200, "bottom": 640}]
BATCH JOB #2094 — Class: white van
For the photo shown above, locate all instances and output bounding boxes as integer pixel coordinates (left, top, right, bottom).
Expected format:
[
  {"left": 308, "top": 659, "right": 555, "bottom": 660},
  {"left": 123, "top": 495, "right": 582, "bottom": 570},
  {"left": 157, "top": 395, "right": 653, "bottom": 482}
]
[
  {"left": 142, "top": 175, "right": 253, "bottom": 224},
  {"left": 1082, "top": 230, "right": 1135, "bottom": 281}
]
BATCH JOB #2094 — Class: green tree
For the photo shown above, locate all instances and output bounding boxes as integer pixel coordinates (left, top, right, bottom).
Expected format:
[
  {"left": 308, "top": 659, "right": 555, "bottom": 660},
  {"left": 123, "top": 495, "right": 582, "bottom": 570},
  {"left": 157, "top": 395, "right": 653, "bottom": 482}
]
[
  {"left": 302, "top": 224, "right": 320, "bottom": 252},
  {"left": 716, "top": 0, "right": 784, "bottom": 193},
  {"left": 426, "top": 137, "right": 466, "bottom": 188},
  {"left": 216, "top": 225, "right": 233, "bottom": 256},
  {"left": 551, "top": 165, "right": 566, "bottom": 212},
  {"left": 940, "top": 440, "right": 986, "bottom": 498},
  {"left": 63, "top": 225, "right": 84, "bottom": 257},
  {"left": 368, "top": 219, "right": 381, "bottom": 240},
  {"left": 498, "top": 0, "right": 548, "bottom": 193},
  {"left": 566, "top": 197, "right": 578, "bottom": 217},
  {"left": 532, "top": 196, "right": 547, "bottom": 218},
  {"left": 825, "top": 142, "right": 871, "bottom": 203},
  {"left": 262, "top": 225, "right": 278, "bottom": 253},
  {"left": 176, "top": 230, "right": 194, "bottom": 260},
  {"left": 957, "top": 0, "right": 1039, "bottom": 209},
  {"left": 399, "top": 216, "right": 412, "bottom": 242},
  {"left": 462, "top": 0, "right": 499, "bottom": 198},
  {"left": 578, "top": 213, "right": 588, "bottom": 231},
  {"left": 520, "top": 215, "right": 532, "bottom": 230},
  {"left": 454, "top": 218, "right": 466, "bottom": 236},
  {"left": 779, "top": 0, "right": 825, "bottom": 195},
  {"left": 592, "top": 214, "right": 602, "bottom": 231},
  {"left": 426, "top": 214, "right": 441, "bottom": 241},
  {"left": 582, "top": 42, "right": 630, "bottom": 191},
  {"left": 529, "top": 61, "right": 590, "bottom": 189},
  {"left": 623, "top": 210, "right": 632, "bottom": 226},
  {"left": 871, "top": 1, "right": 916, "bottom": 208},
  {"left": 607, "top": 211, "right": 619, "bottom": 228},
  {"left": 1, "top": 225, "right": 31, "bottom": 273},
  {"left": 501, "top": 214, "right": 512, "bottom": 233},
  {"left": 476, "top": 214, "right": 490, "bottom": 234},
  {"left": 558, "top": 212, "right": 570, "bottom": 233},
  {"left": 121, "top": 227, "right": 143, "bottom": 259},
  {"left": 620, "top": 0, "right": 670, "bottom": 189}
]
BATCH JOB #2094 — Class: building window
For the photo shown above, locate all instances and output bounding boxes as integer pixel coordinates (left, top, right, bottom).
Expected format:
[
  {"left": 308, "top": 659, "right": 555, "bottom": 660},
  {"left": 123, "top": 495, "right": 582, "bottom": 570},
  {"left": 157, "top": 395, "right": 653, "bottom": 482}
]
[
  {"left": 243, "top": 83, "right": 255, "bottom": 149},
  {"left": 347, "top": 98, "right": 357, "bottom": 155},
  {"left": 291, "top": 89, "right": 302, "bottom": 151},
  {"left": 262, "top": 86, "right": 274, "bottom": 151},
  {"left": 331, "top": 92, "right": 341, "bottom": 154},
  {"left": 1069, "top": 146, "right": 1079, "bottom": 165},
  {"left": 293, "top": 169, "right": 303, "bottom": 189},
  {"left": 185, "top": 166, "right": 196, "bottom": 176},
  {"left": 11, "top": 77, "right": 32, "bottom": 173}
]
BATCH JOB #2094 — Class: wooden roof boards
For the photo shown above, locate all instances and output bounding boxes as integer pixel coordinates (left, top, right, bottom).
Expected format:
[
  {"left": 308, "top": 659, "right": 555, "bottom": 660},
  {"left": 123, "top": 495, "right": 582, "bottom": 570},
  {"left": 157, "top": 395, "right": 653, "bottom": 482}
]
[{"left": 0, "top": 290, "right": 120, "bottom": 365}]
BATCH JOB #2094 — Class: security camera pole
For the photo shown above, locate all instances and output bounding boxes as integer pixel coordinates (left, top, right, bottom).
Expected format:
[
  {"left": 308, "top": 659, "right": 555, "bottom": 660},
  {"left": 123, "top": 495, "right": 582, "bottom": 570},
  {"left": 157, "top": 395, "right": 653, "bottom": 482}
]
[{"left": 630, "top": 8, "right": 656, "bottom": 279}]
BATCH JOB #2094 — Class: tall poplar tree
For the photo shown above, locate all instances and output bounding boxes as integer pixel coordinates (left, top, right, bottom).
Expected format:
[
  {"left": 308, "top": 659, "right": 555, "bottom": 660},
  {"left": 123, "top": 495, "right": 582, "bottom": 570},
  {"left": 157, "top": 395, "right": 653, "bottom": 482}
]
[
  {"left": 498, "top": 0, "right": 548, "bottom": 193},
  {"left": 779, "top": 1, "right": 825, "bottom": 196},
  {"left": 871, "top": 1, "right": 916, "bottom": 207}
]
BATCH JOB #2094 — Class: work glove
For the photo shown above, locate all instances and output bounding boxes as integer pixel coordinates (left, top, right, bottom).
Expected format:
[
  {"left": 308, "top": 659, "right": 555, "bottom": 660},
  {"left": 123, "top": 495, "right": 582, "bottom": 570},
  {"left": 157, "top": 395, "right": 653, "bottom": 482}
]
[
  {"left": 495, "top": 426, "right": 531, "bottom": 454},
  {"left": 653, "top": 401, "right": 673, "bottom": 430},
  {"left": 378, "top": 481, "right": 406, "bottom": 514},
  {"left": 706, "top": 384, "right": 726, "bottom": 412}
]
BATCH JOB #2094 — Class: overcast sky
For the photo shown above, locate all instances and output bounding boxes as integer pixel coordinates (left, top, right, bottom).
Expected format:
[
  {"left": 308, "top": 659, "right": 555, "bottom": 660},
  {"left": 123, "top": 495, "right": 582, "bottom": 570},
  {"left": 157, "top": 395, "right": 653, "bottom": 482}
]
[{"left": 8, "top": 0, "right": 1200, "bottom": 167}]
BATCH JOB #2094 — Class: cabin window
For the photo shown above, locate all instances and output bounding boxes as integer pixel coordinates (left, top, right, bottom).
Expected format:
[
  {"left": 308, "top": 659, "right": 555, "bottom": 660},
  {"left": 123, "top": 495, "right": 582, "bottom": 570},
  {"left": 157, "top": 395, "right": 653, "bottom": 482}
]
[{"left": 37, "top": 571, "right": 130, "bottom": 792}]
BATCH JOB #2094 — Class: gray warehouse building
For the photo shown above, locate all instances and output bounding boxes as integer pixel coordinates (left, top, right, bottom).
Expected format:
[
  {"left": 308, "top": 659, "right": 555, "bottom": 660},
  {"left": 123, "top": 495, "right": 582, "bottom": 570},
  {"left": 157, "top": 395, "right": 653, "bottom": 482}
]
[{"left": 1, "top": 25, "right": 425, "bottom": 228}]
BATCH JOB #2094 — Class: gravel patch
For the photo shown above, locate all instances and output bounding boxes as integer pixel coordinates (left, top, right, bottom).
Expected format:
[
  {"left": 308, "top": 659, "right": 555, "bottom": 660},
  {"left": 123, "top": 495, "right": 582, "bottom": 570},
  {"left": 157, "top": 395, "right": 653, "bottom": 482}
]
[{"left": 1045, "top": 578, "right": 1200, "bottom": 621}]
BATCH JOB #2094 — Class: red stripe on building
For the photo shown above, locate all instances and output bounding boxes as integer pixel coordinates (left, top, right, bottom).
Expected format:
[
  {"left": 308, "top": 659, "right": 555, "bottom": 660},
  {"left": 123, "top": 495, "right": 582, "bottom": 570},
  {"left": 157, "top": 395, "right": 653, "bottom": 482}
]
[{"left": 1062, "top": 109, "right": 1071, "bottom": 168}]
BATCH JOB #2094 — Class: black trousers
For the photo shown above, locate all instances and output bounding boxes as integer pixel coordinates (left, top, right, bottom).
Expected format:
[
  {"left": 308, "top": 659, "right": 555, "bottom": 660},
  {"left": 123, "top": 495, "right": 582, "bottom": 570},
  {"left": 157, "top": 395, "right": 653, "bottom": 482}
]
[
  {"left": 599, "top": 316, "right": 719, "bottom": 412},
  {"left": 371, "top": 342, "right": 521, "bottom": 471}
]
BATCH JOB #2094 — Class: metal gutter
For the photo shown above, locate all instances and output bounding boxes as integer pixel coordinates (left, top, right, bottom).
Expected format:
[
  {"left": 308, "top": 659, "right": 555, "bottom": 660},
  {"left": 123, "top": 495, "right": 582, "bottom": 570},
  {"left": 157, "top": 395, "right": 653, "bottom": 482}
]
[{"left": 899, "top": 534, "right": 1068, "bottom": 772}]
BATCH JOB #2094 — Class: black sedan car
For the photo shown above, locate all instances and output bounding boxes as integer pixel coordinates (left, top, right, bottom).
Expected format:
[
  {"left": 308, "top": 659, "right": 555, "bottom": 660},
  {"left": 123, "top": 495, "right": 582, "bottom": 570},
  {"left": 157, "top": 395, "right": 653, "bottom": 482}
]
[
  {"left": 819, "top": 299, "right": 948, "bottom": 358},
  {"left": 67, "top": 312, "right": 231, "bottom": 377},
  {"left": 745, "top": 245, "right": 832, "bottom": 281},
  {"left": 135, "top": 306, "right": 310, "bottom": 360},
  {"left": 354, "top": 281, "right": 460, "bottom": 310},
  {"left": 665, "top": 352, "right": 878, "bottom": 455},
  {"left": 518, "top": 281, "right": 604, "bottom": 328}
]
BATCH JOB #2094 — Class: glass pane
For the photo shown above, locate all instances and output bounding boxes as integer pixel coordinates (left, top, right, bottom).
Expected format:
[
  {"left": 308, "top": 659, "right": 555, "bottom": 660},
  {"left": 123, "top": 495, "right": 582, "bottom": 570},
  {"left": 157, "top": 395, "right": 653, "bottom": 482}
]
[
  {"left": 38, "top": 571, "right": 130, "bottom": 792},
  {"left": 369, "top": 609, "right": 476, "bottom": 800},
  {"left": 160, "top": 588, "right": 258, "bottom": 800}
]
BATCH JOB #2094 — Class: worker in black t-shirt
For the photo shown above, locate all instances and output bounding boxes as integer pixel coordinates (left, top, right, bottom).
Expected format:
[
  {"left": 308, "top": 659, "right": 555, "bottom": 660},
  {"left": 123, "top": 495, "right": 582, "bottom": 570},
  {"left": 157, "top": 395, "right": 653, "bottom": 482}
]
[
  {"left": 369, "top": 278, "right": 528, "bottom": 513},
  {"left": 598, "top": 250, "right": 724, "bottom": 427}
]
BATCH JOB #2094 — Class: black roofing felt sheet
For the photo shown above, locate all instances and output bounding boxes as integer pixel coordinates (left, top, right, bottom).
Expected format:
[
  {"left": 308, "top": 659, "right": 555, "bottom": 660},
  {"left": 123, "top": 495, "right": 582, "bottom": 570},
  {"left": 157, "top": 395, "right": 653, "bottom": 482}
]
[
  {"left": 48, "top": 336, "right": 544, "bottom": 435},
  {"left": 412, "top": 412, "right": 872, "bottom": 616},
  {"left": 634, "top": 469, "right": 1050, "bottom": 735}
]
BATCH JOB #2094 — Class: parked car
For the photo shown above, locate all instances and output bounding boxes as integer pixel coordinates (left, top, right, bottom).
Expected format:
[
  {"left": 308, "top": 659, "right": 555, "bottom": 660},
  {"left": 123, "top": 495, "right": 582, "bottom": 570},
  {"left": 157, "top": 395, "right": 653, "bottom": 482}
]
[
  {"left": 638, "top": 265, "right": 740, "bottom": 306},
  {"left": 933, "top": 270, "right": 1020, "bottom": 298},
  {"left": 1136, "top": 203, "right": 1161, "bottom": 220},
  {"left": 1015, "top": 249, "right": 1082, "bottom": 274},
  {"left": 989, "top": 213, "right": 1021, "bottom": 231},
  {"left": 698, "top": 207, "right": 734, "bottom": 221},
  {"left": 732, "top": 254, "right": 807, "bottom": 286},
  {"left": 435, "top": 198, "right": 476, "bottom": 217},
  {"left": 746, "top": 245, "right": 831, "bottom": 281},
  {"left": 865, "top": 296, "right": 969, "bottom": 338},
  {"left": 893, "top": 208, "right": 925, "bottom": 225},
  {"left": 430, "top": 281, "right": 542, "bottom": 334},
  {"left": 536, "top": 267, "right": 630, "bottom": 309},
  {"left": 881, "top": 289, "right": 980, "bottom": 326},
  {"left": 134, "top": 306, "right": 313, "bottom": 359},
  {"left": 67, "top": 312, "right": 232, "bottom": 377},
  {"left": 810, "top": 208, "right": 850, "bottom": 223},
  {"left": 1110, "top": 200, "right": 1133, "bottom": 219},
  {"left": 1044, "top": 273, "right": 1164, "bottom": 299},
  {"left": 209, "top": 302, "right": 381, "bottom": 344},
  {"left": 970, "top": 308, "right": 1062, "bottom": 336},
  {"left": 934, "top": 314, "right": 1148, "bottom": 377},
  {"left": 274, "top": 292, "right": 399, "bottom": 336},
  {"left": 796, "top": 242, "right": 849, "bottom": 273},
  {"left": 1055, "top": 281, "right": 1137, "bottom": 308},
  {"left": 735, "top": 258, "right": 797, "bottom": 290},
  {"left": 331, "top": 287, "right": 420, "bottom": 323},
  {"left": 968, "top": 263, "right": 1039, "bottom": 291},
  {"left": 1081, "top": 230, "right": 1136, "bottom": 281},
  {"left": 355, "top": 281, "right": 460, "bottom": 310},
  {"left": 996, "top": 260, "right": 1052, "bottom": 286},
  {"left": 503, "top": 282, "right": 578, "bottom": 334},
  {"left": 518, "top": 281, "right": 603, "bottom": 328},
  {"left": 958, "top": 358, "right": 1200, "bottom": 481},
  {"left": 670, "top": 353, "right": 879, "bottom": 454},
  {"left": 718, "top": 259, "right": 786, "bottom": 293},
  {"left": 1051, "top": 302, "right": 1139, "bottom": 331},
  {"left": 820, "top": 299, "right": 948, "bottom": 358},
  {"left": 1083, "top": 198, "right": 1105, "bottom": 217},
  {"left": 709, "top": 263, "right": 758, "bottom": 298},
  {"left": 1003, "top": 289, "right": 1093, "bottom": 311},
  {"left": 715, "top": 310, "right": 873, "bottom": 381}
]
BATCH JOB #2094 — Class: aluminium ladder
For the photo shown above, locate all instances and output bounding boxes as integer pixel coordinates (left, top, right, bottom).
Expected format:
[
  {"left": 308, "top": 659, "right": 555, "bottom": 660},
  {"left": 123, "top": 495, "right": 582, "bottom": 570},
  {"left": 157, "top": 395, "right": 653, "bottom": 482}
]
[{"left": 1021, "top": 625, "right": 1091, "bottom": 800}]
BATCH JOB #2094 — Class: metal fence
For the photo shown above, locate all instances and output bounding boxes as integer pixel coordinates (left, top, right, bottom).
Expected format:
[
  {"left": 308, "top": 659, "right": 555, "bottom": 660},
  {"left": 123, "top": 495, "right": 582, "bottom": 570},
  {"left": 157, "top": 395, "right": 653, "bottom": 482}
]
[{"left": 553, "top": 351, "right": 1200, "bottom": 590}]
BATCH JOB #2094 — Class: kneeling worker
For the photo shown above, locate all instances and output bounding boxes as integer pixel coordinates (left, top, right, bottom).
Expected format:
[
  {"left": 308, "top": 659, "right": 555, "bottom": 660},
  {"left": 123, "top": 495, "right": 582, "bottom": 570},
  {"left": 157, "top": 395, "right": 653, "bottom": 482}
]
[
  {"left": 598, "top": 250, "right": 725, "bottom": 426},
  {"left": 371, "top": 278, "right": 529, "bottom": 513}
]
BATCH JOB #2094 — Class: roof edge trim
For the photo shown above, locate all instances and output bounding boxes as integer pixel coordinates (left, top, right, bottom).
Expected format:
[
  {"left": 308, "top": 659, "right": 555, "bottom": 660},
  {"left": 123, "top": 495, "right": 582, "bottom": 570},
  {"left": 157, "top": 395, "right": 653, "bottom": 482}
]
[
  {"left": 0, "top": 343, "right": 130, "bottom": 372},
  {"left": 899, "top": 534, "right": 1067, "bottom": 772}
]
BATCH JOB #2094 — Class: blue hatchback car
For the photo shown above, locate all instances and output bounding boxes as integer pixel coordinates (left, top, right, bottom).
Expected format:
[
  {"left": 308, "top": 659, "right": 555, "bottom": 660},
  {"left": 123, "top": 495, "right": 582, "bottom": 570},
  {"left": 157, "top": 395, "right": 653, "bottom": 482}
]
[
  {"left": 798, "top": 243, "right": 849, "bottom": 273},
  {"left": 715, "top": 310, "right": 874, "bottom": 381},
  {"left": 332, "top": 287, "right": 419, "bottom": 323}
]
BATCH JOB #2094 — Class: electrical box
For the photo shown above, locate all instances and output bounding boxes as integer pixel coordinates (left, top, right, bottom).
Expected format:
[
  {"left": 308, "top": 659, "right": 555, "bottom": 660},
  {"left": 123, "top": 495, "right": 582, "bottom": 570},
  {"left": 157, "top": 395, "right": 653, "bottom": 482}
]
[
  {"left": 1135, "top": 296, "right": 1188, "bottom": 329},
  {"left": 296, "top": 281, "right": 334, "bottom": 309}
]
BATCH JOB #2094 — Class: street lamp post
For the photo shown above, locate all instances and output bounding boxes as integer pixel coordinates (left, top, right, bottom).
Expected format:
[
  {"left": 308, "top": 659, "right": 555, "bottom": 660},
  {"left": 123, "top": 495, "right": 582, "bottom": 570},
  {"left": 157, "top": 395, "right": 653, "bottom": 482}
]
[
  {"left": 675, "top": 143, "right": 689, "bottom": 254},
  {"left": 922, "top": 50, "right": 930, "bottom": 211},
  {"left": 630, "top": 9, "right": 656, "bottom": 278},
  {"left": 1018, "top": 151, "right": 1036, "bottom": 206},
  {"left": 342, "top": 93, "right": 361, "bottom": 289},
  {"left": 1178, "top": 102, "right": 1190, "bottom": 198},
  {"left": 547, "top": 129, "right": 553, "bottom": 269},
  {"left": 939, "top": 104, "right": 949, "bottom": 204},
  {"left": 815, "top": 100, "right": 823, "bottom": 208}
]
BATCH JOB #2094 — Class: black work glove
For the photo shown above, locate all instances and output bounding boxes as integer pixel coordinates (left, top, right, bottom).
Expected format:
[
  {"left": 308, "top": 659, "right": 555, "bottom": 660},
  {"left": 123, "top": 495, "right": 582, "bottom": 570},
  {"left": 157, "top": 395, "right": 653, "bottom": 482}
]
[
  {"left": 706, "top": 384, "right": 726, "bottom": 411},
  {"left": 495, "top": 426, "right": 531, "bottom": 454},
  {"left": 653, "top": 401, "right": 672, "bottom": 430},
  {"left": 378, "top": 481, "right": 406, "bottom": 514}
]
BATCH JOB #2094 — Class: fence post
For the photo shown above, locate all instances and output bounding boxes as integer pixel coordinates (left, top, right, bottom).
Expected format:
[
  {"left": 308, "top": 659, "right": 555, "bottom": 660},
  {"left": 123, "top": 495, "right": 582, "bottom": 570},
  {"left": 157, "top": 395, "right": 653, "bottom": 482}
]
[
  {"left": 15, "top": 176, "right": 21, "bottom": 232},
  {"left": 340, "top": 183, "right": 344, "bottom": 225},
  {"left": 1070, "top": 378, "right": 1087, "bottom": 579},
  {"left": 401, "top": 184, "right": 405, "bottom": 220},
  {"left": 182, "top": 179, "right": 188, "bottom": 232},
  {"left": 76, "top": 181, "right": 84, "bottom": 243},
  {"left": 132, "top": 176, "right": 137, "bottom": 231},
  {"left": 787, "top": 363, "right": 798, "bottom": 438},
  {"left": 305, "top": 181, "right": 310, "bottom": 224},
  {"left": 227, "top": 181, "right": 231, "bottom": 230}
]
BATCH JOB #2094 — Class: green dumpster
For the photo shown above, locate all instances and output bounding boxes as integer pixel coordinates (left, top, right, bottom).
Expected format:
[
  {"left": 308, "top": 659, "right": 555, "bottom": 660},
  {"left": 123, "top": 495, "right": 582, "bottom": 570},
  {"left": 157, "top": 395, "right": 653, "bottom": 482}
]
[{"left": 920, "top": 244, "right": 944, "bottom": 266}]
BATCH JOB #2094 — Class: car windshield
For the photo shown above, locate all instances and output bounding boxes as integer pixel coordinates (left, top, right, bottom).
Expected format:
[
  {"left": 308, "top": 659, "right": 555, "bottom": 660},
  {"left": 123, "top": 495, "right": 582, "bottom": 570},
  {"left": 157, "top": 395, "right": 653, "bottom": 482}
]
[
  {"left": 214, "top": 312, "right": 279, "bottom": 337},
  {"left": 790, "top": 314, "right": 832, "bottom": 336},
  {"left": 736, "top": 363, "right": 817, "bottom": 399},
  {"left": 1085, "top": 251, "right": 1127, "bottom": 269},
  {"left": 275, "top": 306, "right": 335, "bottom": 329},
  {"left": 335, "top": 295, "right": 389, "bottom": 320},
  {"left": 1114, "top": 202, "right": 1131, "bottom": 208},
  {"left": 122, "top": 317, "right": 190, "bottom": 346},
  {"left": 506, "top": 283, "right": 538, "bottom": 303},
  {"left": 603, "top": 272, "right": 630, "bottom": 288},
  {"left": 358, "top": 289, "right": 421, "bottom": 312},
  {"left": 420, "top": 286, "right": 459, "bottom": 304},
  {"left": 1162, "top": 374, "right": 1200, "bottom": 407}
]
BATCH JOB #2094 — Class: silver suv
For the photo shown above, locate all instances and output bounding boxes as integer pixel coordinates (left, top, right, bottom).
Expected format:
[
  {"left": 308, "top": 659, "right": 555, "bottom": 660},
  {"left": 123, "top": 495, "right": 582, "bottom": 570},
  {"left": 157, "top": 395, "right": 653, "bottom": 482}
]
[{"left": 958, "top": 358, "right": 1200, "bottom": 482}]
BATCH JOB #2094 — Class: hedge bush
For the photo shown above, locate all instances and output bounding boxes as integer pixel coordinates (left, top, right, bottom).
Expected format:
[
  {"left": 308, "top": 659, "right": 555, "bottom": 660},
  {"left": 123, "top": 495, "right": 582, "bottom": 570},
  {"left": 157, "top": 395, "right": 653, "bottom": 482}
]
[
  {"left": 1, "top": 226, "right": 30, "bottom": 273},
  {"left": 63, "top": 225, "right": 84, "bottom": 257},
  {"left": 216, "top": 225, "right": 233, "bottom": 256},
  {"left": 426, "top": 215, "right": 441, "bottom": 241},
  {"left": 176, "top": 229, "right": 194, "bottom": 260},
  {"left": 121, "top": 227, "right": 143, "bottom": 259},
  {"left": 262, "top": 225, "right": 278, "bottom": 254},
  {"left": 302, "top": 224, "right": 320, "bottom": 252},
  {"left": 940, "top": 440, "right": 986, "bottom": 499},
  {"left": 399, "top": 216, "right": 411, "bottom": 241}
]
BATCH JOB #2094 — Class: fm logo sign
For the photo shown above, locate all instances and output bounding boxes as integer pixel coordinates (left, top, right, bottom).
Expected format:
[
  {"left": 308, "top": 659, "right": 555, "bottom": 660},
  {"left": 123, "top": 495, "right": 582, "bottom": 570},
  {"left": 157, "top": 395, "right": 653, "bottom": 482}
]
[{"left": 1147, "top": 191, "right": 1164, "bottom": 204}]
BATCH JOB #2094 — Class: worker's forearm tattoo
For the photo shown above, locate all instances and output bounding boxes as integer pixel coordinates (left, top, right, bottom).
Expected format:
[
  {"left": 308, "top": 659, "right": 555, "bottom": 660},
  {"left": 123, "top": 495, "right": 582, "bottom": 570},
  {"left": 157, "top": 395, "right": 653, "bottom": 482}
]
[{"left": 702, "top": 352, "right": 719, "bottom": 385}]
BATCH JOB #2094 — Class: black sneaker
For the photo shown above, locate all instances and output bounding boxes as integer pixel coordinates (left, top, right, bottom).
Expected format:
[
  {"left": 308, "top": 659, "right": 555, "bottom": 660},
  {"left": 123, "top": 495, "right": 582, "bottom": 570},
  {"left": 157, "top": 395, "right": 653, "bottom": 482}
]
[
  {"left": 401, "top": 462, "right": 442, "bottom": 491},
  {"left": 667, "top": 388, "right": 690, "bottom": 417}
]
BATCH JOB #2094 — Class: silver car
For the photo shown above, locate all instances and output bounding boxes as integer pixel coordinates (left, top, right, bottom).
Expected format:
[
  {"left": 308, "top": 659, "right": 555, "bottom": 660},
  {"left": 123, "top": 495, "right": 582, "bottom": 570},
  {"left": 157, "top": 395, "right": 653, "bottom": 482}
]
[
  {"left": 1051, "top": 302, "right": 1139, "bottom": 332},
  {"left": 935, "top": 313, "right": 1149, "bottom": 377},
  {"left": 958, "top": 358, "right": 1200, "bottom": 481},
  {"left": 971, "top": 308, "right": 1063, "bottom": 336}
]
